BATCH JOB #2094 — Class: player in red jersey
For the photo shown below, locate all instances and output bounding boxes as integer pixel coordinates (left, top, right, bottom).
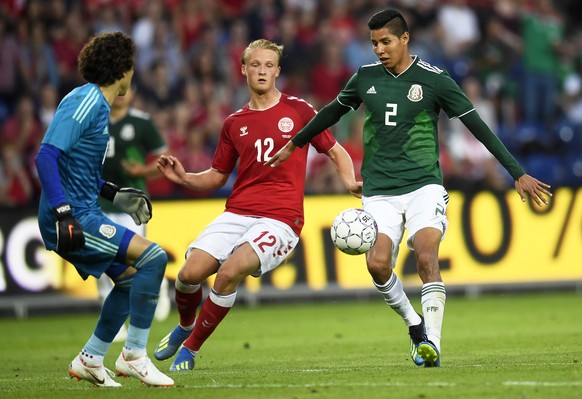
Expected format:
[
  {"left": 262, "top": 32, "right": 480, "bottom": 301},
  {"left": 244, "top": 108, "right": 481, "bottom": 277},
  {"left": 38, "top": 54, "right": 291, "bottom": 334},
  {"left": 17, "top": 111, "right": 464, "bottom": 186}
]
[{"left": 154, "top": 39, "right": 362, "bottom": 372}]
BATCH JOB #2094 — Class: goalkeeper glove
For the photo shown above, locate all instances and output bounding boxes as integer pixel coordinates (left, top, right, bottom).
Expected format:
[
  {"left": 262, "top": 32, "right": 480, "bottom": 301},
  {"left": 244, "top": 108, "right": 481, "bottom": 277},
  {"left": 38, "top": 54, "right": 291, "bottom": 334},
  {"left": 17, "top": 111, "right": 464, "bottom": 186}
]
[
  {"left": 100, "top": 181, "right": 152, "bottom": 225},
  {"left": 52, "top": 203, "right": 85, "bottom": 253}
]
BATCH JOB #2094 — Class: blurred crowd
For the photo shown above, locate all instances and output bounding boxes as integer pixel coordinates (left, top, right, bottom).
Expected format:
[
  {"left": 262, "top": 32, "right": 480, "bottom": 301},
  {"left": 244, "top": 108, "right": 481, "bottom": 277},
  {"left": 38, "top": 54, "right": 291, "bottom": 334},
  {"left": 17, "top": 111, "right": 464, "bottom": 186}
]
[{"left": 1, "top": 0, "right": 581, "bottom": 208}]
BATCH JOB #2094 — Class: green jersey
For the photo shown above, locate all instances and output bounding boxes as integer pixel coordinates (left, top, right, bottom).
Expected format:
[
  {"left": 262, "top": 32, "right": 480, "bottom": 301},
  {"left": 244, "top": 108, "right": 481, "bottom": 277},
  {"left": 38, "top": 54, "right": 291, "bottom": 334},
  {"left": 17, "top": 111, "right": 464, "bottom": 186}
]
[
  {"left": 100, "top": 108, "right": 167, "bottom": 213},
  {"left": 293, "top": 56, "right": 524, "bottom": 196},
  {"left": 339, "top": 57, "right": 477, "bottom": 196}
]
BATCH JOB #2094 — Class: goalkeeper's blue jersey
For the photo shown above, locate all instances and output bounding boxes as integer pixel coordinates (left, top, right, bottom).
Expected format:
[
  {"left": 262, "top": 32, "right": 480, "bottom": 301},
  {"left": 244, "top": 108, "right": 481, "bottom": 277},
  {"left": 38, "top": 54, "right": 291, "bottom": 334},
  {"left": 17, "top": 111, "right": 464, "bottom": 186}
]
[{"left": 38, "top": 83, "right": 110, "bottom": 219}]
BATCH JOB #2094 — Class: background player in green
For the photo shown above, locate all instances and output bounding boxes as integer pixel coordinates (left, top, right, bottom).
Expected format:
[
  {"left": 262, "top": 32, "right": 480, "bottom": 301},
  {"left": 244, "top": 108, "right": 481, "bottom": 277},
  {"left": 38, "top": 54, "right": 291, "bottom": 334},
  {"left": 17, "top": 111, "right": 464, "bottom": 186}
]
[
  {"left": 98, "top": 85, "right": 171, "bottom": 342},
  {"left": 266, "top": 9, "right": 552, "bottom": 368}
]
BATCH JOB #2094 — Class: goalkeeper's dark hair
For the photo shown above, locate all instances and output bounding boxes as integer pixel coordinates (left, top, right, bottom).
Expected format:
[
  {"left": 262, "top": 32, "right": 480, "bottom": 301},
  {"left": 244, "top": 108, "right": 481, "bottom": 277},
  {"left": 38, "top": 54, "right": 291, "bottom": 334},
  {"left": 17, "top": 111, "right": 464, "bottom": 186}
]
[
  {"left": 78, "top": 31, "right": 135, "bottom": 86},
  {"left": 368, "top": 9, "right": 408, "bottom": 38},
  {"left": 241, "top": 39, "right": 284, "bottom": 66}
]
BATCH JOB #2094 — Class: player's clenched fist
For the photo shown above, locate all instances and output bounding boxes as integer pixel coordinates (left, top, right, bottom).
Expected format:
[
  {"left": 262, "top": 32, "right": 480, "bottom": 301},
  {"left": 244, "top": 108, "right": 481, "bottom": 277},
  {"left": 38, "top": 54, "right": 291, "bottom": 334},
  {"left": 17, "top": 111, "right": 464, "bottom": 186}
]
[{"left": 52, "top": 203, "right": 85, "bottom": 253}]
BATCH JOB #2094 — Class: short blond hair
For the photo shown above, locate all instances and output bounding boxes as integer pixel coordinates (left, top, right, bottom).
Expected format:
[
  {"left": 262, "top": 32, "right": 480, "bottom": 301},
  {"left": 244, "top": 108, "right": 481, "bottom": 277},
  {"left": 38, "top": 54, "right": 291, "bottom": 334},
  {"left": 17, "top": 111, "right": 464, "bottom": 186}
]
[{"left": 241, "top": 39, "right": 284, "bottom": 65}]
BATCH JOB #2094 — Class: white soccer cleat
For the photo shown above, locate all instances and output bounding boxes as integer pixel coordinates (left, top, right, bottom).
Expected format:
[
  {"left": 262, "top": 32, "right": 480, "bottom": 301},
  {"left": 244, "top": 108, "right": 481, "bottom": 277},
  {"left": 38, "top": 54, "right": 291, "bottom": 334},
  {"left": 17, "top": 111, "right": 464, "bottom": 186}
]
[
  {"left": 115, "top": 353, "right": 174, "bottom": 387},
  {"left": 68, "top": 355, "right": 121, "bottom": 388}
]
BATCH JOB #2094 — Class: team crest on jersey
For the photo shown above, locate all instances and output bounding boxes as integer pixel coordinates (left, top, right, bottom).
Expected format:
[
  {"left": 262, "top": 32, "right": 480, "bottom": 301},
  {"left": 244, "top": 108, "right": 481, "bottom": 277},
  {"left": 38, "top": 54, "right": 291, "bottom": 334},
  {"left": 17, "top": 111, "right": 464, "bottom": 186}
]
[
  {"left": 121, "top": 124, "right": 136, "bottom": 140},
  {"left": 99, "top": 224, "right": 116, "bottom": 239},
  {"left": 407, "top": 84, "right": 423, "bottom": 102},
  {"left": 278, "top": 117, "right": 294, "bottom": 133}
]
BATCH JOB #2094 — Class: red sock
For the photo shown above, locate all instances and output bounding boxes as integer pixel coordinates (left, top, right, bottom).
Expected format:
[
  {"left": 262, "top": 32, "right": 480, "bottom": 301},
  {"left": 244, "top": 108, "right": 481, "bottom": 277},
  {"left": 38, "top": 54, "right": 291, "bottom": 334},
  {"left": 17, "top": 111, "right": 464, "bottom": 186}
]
[
  {"left": 175, "top": 288, "right": 203, "bottom": 327},
  {"left": 183, "top": 295, "right": 232, "bottom": 351}
]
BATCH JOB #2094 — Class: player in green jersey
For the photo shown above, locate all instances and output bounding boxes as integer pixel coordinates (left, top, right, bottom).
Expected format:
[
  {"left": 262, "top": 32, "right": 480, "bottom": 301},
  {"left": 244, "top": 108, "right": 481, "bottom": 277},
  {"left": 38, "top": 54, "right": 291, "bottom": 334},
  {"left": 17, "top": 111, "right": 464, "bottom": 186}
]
[
  {"left": 266, "top": 9, "right": 552, "bottom": 368},
  {"left": 98, "top": 86, "right": 172, "bottom": 341}
]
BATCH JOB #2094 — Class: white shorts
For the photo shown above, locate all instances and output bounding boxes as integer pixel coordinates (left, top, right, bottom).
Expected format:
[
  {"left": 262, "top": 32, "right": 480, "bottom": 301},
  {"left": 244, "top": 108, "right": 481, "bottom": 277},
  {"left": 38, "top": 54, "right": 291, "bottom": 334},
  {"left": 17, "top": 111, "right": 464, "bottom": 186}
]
[
  {"left": 186, "top": 212, "right": 299, "bottom": 277},
  {"left": 362, "top": 184, "right": 449, "bottom": 268}
]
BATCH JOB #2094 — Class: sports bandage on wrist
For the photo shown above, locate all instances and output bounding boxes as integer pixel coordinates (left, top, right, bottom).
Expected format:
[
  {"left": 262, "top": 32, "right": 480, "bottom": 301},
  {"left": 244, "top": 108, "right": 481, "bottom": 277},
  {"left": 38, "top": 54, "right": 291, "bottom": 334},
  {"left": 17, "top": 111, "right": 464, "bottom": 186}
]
[{"left": 100, "top": 181, "right": 120, "bottom": 202}]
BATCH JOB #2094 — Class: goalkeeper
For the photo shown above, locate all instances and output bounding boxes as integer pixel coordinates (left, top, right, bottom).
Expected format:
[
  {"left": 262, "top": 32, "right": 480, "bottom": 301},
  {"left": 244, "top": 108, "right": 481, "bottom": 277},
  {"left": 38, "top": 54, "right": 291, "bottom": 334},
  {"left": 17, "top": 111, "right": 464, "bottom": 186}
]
[{"left": 34, "top": 32, "right": 172, "bottom": 387}]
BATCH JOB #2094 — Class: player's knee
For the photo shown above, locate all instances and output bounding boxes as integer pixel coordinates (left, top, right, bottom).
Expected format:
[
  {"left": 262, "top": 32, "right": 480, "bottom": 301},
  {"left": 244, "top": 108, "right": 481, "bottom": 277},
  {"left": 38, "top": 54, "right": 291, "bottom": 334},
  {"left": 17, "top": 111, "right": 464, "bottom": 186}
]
[
  {"left": 214, "top": 267, "right": 244, "bottom": 292},
  {"left": 178, "top": 267, "right": 199, "bottom": 285},
  {"left": 366, "top": 251, "right": 391, "bottom": 274},
  {"left": 178, "top": 254, "right": 220, "bottom": 285},
  {"left": 136, "top": 243, "right": 168, "bottom": 276}
]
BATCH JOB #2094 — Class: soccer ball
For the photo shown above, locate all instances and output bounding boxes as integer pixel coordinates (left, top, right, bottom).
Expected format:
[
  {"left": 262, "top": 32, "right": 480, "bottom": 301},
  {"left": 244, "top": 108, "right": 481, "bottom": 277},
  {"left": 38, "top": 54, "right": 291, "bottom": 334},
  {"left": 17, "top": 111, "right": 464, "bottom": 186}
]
[{"left": 330, "top": 208, "right": 378, "bottom": 255}]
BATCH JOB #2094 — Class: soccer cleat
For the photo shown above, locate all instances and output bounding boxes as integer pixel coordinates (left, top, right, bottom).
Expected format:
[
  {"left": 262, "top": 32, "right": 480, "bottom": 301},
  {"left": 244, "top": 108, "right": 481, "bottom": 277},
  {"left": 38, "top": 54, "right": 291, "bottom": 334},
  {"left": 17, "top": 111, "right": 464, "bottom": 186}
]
[
  {"left": 418, "top": 341, "right": 440, "bottom": 368},
  {"left": 115, "top": 353, "right": 174, "bottom": 387},
  {"left": 169, "top": 347, "right": 195, "bottom": 372},
  {"left": 154, "top": 325, "right": 191, "bottom": 360},
  {"left": 68, "top": 355, "right": 121, "bottom": 388},
  {"left": 408, "top": 314, "right": 428, "bottom": 366}
]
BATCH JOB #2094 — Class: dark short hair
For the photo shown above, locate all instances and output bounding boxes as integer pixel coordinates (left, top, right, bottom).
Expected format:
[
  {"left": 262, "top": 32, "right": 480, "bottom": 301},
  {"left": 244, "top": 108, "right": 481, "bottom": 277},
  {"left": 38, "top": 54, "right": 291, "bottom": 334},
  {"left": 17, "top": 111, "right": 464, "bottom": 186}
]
[
  {"left": 77, "top": 32, "right": 135, "bottom": 86},
  {"left": 368, "top": 9, "right": 409, "bottom": 37}
]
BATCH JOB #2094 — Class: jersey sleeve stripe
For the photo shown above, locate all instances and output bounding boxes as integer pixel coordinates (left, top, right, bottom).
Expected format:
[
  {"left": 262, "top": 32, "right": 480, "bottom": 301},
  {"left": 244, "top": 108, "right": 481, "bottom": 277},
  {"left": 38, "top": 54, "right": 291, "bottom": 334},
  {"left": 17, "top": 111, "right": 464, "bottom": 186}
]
[
  {"left": 72, "top": 87, "right": 99, "bottom": 123},
  {"left": 336, "top": 96, "right": 356, "bottom": 111},
  {"left": 453, "top": 108, "right": 475, "bottom": 120},
  {"left": 72, "top": 87, "right": 97, "bottom": 121},
  {"left": 75, "top": 91, "right": 100, "bottom": 123}
]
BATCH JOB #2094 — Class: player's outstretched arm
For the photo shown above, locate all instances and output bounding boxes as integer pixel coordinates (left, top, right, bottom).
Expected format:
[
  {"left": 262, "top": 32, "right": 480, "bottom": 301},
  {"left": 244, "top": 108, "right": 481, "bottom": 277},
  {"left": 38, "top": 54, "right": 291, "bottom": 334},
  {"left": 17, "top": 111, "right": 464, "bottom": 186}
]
[
  {"left": 326, "top": 143, "right": 362, "bottom": 198},
  {"left": 514, "top": 174, "right": 552, "bottom": 206},
  {"left": 264, "top": 140, "right": 296, "bottom": 167},
  {"left": 266, "top": 99, "right": 352, "bottom": 167},
  {"left": 157, "top": 154, "right": 228, "bottom": 191}
]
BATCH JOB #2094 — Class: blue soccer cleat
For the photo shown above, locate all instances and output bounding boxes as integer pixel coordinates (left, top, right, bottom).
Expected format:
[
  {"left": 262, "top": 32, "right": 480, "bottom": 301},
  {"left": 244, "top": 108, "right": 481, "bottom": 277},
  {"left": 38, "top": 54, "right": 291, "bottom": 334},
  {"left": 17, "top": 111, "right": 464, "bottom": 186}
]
[
  {"left": 169, "top": 347, "right": 195, "bottom": 372},
  {"left": 408, "top": 314, "right": 427, "bottom": 366},
  {"left": 154, "top": 325, "right": 191, "bottom": 361},
  {"left": 418, "top": 341, "right": 440, "bottom": 368}
]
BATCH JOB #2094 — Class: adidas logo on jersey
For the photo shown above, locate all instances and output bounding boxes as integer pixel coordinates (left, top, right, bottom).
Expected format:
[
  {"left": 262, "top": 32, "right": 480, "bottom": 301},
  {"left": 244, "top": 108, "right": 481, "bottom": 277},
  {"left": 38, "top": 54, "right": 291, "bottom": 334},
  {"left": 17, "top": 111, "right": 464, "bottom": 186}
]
[{"left": 366, "top": 86, "right": 377, "bottom": 94}]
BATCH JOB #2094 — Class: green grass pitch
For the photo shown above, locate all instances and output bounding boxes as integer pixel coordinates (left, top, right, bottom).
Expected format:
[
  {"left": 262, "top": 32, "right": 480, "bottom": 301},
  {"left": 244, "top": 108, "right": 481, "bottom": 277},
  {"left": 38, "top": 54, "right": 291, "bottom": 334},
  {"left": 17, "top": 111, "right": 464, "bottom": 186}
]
[{"left": 0, "top": 291, "right": 580, "bottom": 399}]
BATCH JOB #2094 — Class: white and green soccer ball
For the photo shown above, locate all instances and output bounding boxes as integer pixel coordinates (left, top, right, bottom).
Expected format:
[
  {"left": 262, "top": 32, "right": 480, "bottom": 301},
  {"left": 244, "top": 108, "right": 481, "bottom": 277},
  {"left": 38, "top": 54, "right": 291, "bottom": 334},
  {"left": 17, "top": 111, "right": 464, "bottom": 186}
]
[{"left": 330, "top": 208, "right": 378, "bottom": 255}]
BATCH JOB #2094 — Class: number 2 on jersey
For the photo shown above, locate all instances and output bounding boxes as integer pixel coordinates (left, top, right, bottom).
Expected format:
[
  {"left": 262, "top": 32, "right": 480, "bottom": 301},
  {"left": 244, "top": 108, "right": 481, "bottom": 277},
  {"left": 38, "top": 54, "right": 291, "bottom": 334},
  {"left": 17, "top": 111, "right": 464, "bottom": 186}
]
[{"left": 385, "top": 103, "right": 397, "bottom": 126}]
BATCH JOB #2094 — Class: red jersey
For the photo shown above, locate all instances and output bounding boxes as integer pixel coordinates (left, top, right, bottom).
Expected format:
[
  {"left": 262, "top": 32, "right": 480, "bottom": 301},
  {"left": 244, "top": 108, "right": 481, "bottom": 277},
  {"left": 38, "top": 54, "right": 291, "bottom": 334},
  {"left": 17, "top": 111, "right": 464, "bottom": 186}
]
[{"left": 212, "top": 93, "right": 336, "bottom": 236}]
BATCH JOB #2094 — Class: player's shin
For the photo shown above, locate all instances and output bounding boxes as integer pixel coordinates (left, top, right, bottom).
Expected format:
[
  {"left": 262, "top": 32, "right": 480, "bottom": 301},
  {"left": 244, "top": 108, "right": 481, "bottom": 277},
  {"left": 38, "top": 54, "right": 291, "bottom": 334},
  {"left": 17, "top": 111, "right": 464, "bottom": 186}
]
[
  {"left": 421, "top": 282, "right": 446, "bottom": 350},
  {"left": 183, "top": 289, "right": 236, "bottom": 352},
  {"left": 374, "top": 272, "right": 422, "bottom": 326},
  {"left": 127, "top": 244, "right": 167, "bottom": 349},
  {"left": 175, "top": 277, "right": 203, "bottom": 328},
  {"left": 95, "top": 275, "right": 132, "bottom": 342}
]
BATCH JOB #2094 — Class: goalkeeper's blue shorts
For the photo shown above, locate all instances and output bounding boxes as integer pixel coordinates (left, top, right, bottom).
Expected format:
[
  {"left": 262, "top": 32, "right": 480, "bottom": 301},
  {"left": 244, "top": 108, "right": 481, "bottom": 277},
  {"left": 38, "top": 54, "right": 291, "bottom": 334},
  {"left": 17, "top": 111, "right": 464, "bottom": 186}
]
[{"left": 38, "top": 210, "right": 135, "bottom": 280}]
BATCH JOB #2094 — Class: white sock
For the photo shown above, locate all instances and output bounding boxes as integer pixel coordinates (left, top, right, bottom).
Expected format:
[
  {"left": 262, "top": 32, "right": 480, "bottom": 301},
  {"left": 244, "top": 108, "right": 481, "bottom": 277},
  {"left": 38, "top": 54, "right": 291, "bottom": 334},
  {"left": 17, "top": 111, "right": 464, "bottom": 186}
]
[
  {"left": 186, "top": 347, "right": 198, "bottom": 358},
  {"left": 180, "top": 322, "right": 196, "bottom": 331},
  {"left": 374, "top": 273, "right": 421, "bottom": 327},
  {"left": 175, "top": 278, "right": 200, "bottom": 294},
  {"left": 122, "top": 346, "right": 146, "bottom": 361},
  {"left": 79, "top": 350, "right": 104, "bottom": 367},
  {"left": 421, "top": 282, "right": 446, "bottom": 351}
]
